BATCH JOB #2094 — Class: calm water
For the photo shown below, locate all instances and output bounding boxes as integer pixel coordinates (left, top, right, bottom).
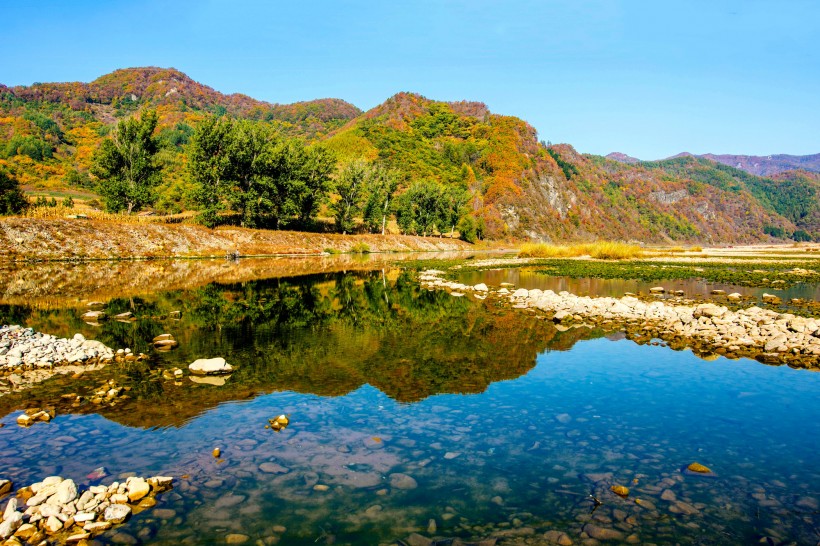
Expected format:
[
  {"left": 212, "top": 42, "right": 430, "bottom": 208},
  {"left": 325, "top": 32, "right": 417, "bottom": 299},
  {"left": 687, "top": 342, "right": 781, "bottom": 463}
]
[
  {"left": 1, "top": 267, "right": 819, "bottom": 545},
  {"left": 457, "top": 267, "right": 820, "bottom": 301}
]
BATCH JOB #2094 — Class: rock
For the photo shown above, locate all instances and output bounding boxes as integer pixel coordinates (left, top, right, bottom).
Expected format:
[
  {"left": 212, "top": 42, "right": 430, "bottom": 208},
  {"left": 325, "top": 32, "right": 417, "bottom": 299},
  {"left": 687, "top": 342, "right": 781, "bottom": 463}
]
[
  {"left": 610, "top": 485, "right": 629, "bottom": 498},
  {"left": 661, "top": 489, "right": 677, "bottom": 501},
  {"left": 474, "top": 283, "right": 489, "bottom": 291},
  {"left": 543, "top": 530, "right": 573, "bottom": 545},
  {"left": 13, "top": 523, "right": 37, "bottom": 540},
  {"left": 189, "top": 357, "right": 233, "bottom": 375},
  {"left": 762, "top": 293, "right": 782, "bottom": 304},
  {"left": 66, "top": 532, "right": 91, "bottom": 542},
  {"left": 583, "top": 523, "right": 624, "bottom": 541},
  {"left": 212, "top": 447, "right": 221, "bottom": 458},
  {"left": 404, "top": 533, "right": 433, "bottom": 546},
  {"left": 313, "top": 484, "right": 330, "bottom": 492},
  {"left": 727, "top": 292, "right": 742, "bottom": 301},
  {"left": 82, "top": 311, "right": 106, "bottom": 322},
  {"left": 443, "top": 452, "right": 461, "bottom": 460},
  {"left": 0, "top": 511, "right": 22, "bottom": 539},
  {"left": 552, "top": 310, "right": 570, "bottom": 323},
  {"left": 649, "top": 287, "right": 665, "bottom": 294},
  {"left": 44, "top": 515, "right": 63, "bottom": 534},
  {"left": 710, "top": 289, "right": 726, "bottom": 296},
  {"left": 259, "top": 462, "right": 289, "bottom": 474},
  {"left": 16, "top": 414, "right": 34, "bottom": 427},
  {"left": 125, "top": 477, "right": 150, "bottom": 502},
  {"left": 686, "top": 462, "right": 712, "bottom": 474},
  {"left": 83, "top": 521, "right": 113, "bottom": 534},
  {"left": 103, "top": 504, "right": 131, "bottom": 524},
  {"left": 389, "top": 473, "right": 418, "bottom": 490},
  {"left": 3, "top": 497, "right": 18, "bottom": 520},
  {"left": 554, "top": 413, "right": 572, "bottom": 424},
  {"left": 225, "top": 534, "right": 250, "bottom": 544},
  {"left": 152, "top": 334, "right": 174, "bottom": 342},
  {"left": 153, "top": 509, "right": 176, "bottom": 519},
  {"left": 55, "top": 479, "right": 78, "bottom": 504},
  {"left": 0, "top": 479, "right": 12, "bottom": 496}
]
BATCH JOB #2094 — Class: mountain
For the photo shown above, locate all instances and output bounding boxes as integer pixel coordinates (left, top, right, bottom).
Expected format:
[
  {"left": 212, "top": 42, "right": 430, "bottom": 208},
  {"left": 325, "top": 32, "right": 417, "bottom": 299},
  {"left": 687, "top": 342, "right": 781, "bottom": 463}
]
[
  {"left": 699, "top": 153, "right": 820, "bottom": 177},
  {"left": 608, "top": 150, "right": 820, "bottom": 177},
  {"left": 605, "top": 152, "right": 640, "bottom": 164},
  {"left": 0, "top": 67, "right": 815, "bottom": 242}
]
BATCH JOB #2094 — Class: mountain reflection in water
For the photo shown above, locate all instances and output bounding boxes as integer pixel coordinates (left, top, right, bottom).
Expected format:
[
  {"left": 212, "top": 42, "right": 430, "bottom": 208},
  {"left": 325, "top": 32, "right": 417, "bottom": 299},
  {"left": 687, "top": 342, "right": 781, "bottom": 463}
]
[{"left": 0, "top": 270, "right": 604, "bottom": 428}]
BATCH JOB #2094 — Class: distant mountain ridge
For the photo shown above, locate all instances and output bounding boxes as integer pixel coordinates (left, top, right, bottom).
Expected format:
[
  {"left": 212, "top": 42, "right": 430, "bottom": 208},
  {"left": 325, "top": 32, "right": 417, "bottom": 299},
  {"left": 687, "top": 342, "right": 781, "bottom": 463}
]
[
  {"left": 608, "top": 151, "right": 820, "bottom": 177},
  {"left": 1, "top": 67, "right": 818, "bottom": 242}
]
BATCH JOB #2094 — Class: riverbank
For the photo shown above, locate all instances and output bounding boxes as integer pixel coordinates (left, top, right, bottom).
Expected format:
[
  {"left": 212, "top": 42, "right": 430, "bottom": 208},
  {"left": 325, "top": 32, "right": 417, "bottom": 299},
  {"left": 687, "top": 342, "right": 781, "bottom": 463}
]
[
  {"left": 0, "top": 218, "right": 474, "bottom": 261},
  {"left": 420, "top": 269, "right": 820, "bottom": 369},
  {"left": 0, "top": 326, "right": 132, "bottom": 396}
]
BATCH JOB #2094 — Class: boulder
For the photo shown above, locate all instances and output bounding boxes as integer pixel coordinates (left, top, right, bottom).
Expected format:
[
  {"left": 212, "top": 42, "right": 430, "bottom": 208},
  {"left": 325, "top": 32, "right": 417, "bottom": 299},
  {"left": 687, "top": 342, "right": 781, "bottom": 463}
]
[{"left": 188, "top": 358, "right": 233, "bottom": 375}]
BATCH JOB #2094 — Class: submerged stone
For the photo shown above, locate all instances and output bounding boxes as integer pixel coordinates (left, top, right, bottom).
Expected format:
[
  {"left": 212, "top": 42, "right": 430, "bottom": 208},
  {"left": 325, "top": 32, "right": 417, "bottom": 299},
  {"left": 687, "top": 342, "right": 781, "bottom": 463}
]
[{"left": 189, "top": 357, "right": 233, "bottom": 375}]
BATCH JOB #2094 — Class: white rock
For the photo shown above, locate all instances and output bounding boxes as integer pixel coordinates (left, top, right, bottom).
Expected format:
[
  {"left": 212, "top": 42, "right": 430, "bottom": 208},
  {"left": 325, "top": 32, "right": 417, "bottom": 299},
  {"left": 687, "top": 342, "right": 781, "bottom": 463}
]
[
  {"left": 188, "top": 357, "right": 233, "bottom": 375},
  {"left": 55, "top": 478, "right": 78, "bottom": 504},
  {"left": 0, "top": 511, "right": 23, "bottom": 539},
  {"left": 103, "top": 503, "right": 131, "bottom": 523},
  {"left": 3, "top": 497, "right": 18, "bottom": 520}
]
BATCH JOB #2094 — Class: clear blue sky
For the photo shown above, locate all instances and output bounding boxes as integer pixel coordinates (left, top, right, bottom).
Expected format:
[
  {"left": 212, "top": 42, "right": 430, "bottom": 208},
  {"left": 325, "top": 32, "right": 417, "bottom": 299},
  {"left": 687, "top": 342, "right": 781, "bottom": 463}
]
[{"left": 2, "top": 0, "right": 817, "bottom": 159}]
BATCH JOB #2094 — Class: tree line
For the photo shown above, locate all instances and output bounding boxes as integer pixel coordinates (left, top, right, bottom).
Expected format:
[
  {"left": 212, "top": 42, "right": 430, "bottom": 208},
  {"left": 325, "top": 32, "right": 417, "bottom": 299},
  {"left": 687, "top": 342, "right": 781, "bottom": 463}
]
[{"left": 80, "top": 109, "right": 480, "bottom": 240}]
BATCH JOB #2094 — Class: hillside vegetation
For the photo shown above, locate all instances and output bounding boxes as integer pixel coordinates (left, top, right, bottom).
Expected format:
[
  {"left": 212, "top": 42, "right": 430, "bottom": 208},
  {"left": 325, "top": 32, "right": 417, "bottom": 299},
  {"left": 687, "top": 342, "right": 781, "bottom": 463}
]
[{"left": 0, "top": 67, "right": 817, "bottom": 243}]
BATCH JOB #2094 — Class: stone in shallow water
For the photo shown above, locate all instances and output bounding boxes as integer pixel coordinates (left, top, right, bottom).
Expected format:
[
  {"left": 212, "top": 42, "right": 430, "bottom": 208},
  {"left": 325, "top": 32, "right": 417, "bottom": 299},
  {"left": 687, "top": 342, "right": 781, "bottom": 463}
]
[
  {"left": 543, "top": 530, "right": 572, "bottom": 545},
  {"left": 226, "top": 534, "right": 250, "bottom": 544},
  {"left": 188, "top": 357, "right": 233, "bottom": 375},
  {"left": 389, "top": 473, "right": 418, "bottom": 490},
  {"left": 259, "top": 462, "right": 290, "bottom": 474},
  {"left": 610, "top": 485, "right": 629, "bottom": 498},
  {"left": 583, "top": 523, "right": 624, "bottom": 541},
  {"left": 103, "top": 504, "right": 132, "bottom": 524}
]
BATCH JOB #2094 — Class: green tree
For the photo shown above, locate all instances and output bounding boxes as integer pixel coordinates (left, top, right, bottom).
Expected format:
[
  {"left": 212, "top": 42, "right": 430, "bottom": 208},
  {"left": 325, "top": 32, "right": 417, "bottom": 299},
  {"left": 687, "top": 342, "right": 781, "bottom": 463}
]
[
  {"left": 187, "top": 116, "right": 235, "bottom": 227},
  {"left": 0, "top": 170, "right": 28, "bottom": 215},
  {"left": 91, "top": 109, "right": 161, "bottom": 213},
  {"left": 363, "top": 164, "right": 399, "bottom": 234},
  {"left": 292, "top": 143, "right": 336, "bottom": 224},
  {"left": 441, "top": 186, "right": 470, "bottom": 238},
  {"left": 332, "top": 161, "right": 369, "bottom": 234},
  {"left": 395, "top": 180, "right": 449, "bottom": 237}
]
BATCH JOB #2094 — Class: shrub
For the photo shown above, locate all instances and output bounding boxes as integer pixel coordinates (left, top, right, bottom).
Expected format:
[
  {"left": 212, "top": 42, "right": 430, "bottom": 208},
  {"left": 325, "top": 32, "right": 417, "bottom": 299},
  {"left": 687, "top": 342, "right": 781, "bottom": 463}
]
[{"left": 350, "top": 242, "right": 371, "bottom": 254}]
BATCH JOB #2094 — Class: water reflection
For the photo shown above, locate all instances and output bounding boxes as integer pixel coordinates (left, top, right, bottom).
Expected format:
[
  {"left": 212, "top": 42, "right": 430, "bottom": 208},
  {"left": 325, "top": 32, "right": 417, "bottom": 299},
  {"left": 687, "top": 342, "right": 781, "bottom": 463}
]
[
  {"left": 0, "top": 269, "right": 818, "bottom": 545},
  {"left": 0, "top": 270, "right": 604, "bottom": 427}
]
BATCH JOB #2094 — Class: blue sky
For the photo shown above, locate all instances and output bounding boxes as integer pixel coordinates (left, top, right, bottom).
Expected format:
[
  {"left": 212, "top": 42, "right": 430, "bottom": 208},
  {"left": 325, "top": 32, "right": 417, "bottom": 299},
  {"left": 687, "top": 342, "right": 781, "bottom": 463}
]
[{"left": 2, "top": 0, "right": 817, "bottom": 159}]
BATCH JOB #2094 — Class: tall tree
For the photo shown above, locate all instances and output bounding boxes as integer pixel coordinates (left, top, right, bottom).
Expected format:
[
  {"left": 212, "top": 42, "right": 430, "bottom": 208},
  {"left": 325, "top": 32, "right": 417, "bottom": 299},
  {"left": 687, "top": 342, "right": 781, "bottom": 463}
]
[
  {"left": 395, "top": 180, "right": 449, "bottom": 237},
  {"left": 292, "top": 143, "right": 336, "bottom": 224},
  {"left": 187, "top": 116, "right": 235, "bottom": 227},
  {"left": 0, "top": 170, "right": 28, "bottom": 215},
  {"left": 363, "top": 164, "right": 399, "bottom": 235},
  {"left": 91, "top": 109, "right": 160, "bottom": 213},
  {"left": 332, "top": 161, "right": 369, "bottom": 234}
]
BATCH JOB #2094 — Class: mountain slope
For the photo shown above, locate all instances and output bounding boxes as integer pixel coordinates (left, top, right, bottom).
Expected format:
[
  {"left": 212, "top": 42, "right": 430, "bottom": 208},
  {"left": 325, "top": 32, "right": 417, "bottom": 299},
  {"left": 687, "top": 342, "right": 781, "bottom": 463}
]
[
  {"left": 0, "top": 68, "right": 814, "bottom": 242},
  {"left": 609, "top": 150, "right": 820, "bottom": 177}
]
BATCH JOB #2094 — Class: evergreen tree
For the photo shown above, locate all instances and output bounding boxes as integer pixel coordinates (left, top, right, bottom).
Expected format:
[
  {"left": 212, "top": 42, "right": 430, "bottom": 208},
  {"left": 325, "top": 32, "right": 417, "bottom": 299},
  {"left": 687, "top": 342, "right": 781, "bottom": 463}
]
[{"left": 0, "top": 170, "right": 28, "bottom": 215}]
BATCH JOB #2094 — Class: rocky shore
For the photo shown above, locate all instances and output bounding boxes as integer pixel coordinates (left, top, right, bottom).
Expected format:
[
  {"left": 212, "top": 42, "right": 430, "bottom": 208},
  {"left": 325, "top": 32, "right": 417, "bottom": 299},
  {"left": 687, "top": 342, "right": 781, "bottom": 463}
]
[
  {"left": 420, "top": 270, "right": 820, "bottom": 369},
  {"left": 0, "top": 326, "right": 136, "bottom": 396},
  {"left": 0, "top": 474, "right": 173, "bottom": 544}
]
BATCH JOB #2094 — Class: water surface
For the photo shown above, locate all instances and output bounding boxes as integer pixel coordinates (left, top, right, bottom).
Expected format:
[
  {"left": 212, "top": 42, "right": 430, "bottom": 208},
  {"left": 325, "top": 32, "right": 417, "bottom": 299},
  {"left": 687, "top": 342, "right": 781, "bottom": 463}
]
[{"left": 0, "top": 266, "right": 818, "bottom": 545}]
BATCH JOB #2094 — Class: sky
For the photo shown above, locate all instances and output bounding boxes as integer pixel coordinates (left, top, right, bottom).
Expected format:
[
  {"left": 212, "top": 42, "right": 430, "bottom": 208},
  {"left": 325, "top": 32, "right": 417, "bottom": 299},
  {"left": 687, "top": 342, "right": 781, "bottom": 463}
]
[{"left": 2, "top": 0, "right": 818, "bottom": 159}]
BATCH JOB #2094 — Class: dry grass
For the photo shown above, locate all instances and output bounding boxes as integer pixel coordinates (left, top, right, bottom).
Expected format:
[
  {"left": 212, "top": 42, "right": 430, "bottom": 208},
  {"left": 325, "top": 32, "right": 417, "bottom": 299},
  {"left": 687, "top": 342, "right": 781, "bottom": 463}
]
[
  {"left": 519, "top": 241, "right": 644, "bottom": 260},
  {"left": 21, "top": 206, "right": 195, "bottom": 224}
]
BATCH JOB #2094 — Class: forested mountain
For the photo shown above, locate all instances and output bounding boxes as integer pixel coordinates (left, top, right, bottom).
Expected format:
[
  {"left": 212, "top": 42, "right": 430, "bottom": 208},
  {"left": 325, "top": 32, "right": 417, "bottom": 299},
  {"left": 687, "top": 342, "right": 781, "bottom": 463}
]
[
  {"left": 0, "top": 67, "right": 815, "bottom": 242},
  {"left": 609, "top": 151, "right": 820, "bottom": 177}
]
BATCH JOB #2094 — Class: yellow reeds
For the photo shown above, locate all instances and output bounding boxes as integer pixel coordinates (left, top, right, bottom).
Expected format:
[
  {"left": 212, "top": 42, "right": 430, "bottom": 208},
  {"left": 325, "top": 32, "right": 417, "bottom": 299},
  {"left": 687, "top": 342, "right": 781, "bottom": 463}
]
[{"left": 519, "top": 241, "right": 644, "bottom": 260}]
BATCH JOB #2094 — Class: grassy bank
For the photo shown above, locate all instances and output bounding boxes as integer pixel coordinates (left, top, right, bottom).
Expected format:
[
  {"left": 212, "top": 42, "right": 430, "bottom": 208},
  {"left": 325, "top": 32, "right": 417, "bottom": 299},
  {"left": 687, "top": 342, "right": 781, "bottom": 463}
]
[{"left": 0, "top": 217, "right": 474, "bottom": 261}]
